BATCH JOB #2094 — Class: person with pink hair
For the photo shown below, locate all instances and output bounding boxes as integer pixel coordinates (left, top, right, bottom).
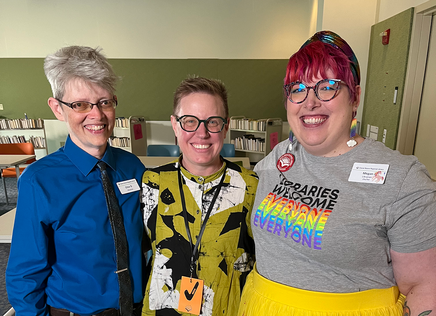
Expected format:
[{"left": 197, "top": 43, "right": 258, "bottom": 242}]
[{"left": 238, "top": 31, "right": 436, "bottom": 316}]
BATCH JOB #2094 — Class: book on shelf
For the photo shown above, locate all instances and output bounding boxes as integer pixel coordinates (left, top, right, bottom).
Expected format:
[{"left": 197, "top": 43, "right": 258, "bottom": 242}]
[
  {"left": 0, "top": 118, "right": 44, "bottom": 130},
  {"left": 229, "top": 117, "right": 281, "bottom": 131},
  {"left": 109, "top": 136, "right": 131, "bottom": 148},
  {"left": 0, "top": 135, "right": 46, "bottom": 149},
  {"left": 29, "top": 136, "right": 46, "bottom": 149},
  {"left": 232, "top": 134, "right": 265, "bottom": 152},
  {"left": 115, "top": 117, "right": 129, "bottom": 128}
]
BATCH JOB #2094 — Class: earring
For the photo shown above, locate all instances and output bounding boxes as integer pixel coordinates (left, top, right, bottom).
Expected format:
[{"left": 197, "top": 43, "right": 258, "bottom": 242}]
[
  {"left": 347, "top": 112, "right": 358, "bottom": 148},
  {"left": 288, "top": 130, "right": 294, "bottom": 151},
  {"left": 350, "top": 117, "right": 357, "bottom": 138}
]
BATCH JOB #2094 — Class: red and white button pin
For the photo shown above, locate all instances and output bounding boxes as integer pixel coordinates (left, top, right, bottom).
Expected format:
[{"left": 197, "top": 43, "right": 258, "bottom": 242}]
[{"left": 277, "top": 153, "right": 295, "bottom": 172}]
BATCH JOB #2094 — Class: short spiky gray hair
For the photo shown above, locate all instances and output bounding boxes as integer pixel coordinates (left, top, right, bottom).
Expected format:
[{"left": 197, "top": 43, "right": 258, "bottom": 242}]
[{"left": 44, "top": 46, "right": 118, "bottom": 99}]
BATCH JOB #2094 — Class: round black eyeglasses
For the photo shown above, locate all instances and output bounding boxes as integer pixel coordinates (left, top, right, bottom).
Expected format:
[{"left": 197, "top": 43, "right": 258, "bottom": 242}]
[
  {"left": 175, "top": 115, "right": 227, "bottom": 133},
  {"left": 284, "top": 79, "right": 344, "bottom": 104}
]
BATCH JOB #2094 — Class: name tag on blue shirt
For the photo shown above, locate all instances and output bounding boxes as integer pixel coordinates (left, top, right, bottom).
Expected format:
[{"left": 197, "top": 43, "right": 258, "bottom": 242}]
[
  {"left": 116, "top": 179, "right": 140, "bottom": 194},
  {"left": 348, "top": 163, "right": 389, "bottom": 184}
]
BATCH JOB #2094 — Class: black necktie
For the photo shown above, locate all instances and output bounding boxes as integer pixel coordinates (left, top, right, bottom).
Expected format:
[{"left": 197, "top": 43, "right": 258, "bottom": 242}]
[{"left": 97, "top": 161, "right": 133, "bottom": 316}]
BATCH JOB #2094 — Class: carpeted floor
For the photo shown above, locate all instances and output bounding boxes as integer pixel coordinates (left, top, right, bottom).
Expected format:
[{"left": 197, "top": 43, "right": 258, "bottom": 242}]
[
  {"left": 0, "top": 177, "right": 18, "bottom": 216},
  {"left": 0, "top": 243, "right": 11, "bottom": 315},
  {"left": 0, "top": 178, "right": 17, "bottom": 314}
]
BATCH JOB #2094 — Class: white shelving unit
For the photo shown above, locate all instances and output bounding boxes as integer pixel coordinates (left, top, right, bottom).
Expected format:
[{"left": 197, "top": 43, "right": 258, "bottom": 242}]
[
  {"left": 110, "top": 116, "right": 147, "bottom": 156},
  {"left": 227, "top": 116, "right": 282, "bottom": 166},
  {"left": 0, "top": 119, "right": 48, "bottom": 160}
]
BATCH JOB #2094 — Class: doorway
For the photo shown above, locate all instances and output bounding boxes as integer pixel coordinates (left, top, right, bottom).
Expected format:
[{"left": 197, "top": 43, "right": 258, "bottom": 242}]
[
  {"left": 413, "top": 14, "right": 436, "bottom": 179},
  {"left": 396, "top": 0, "right": 436, "bottom": 180}
]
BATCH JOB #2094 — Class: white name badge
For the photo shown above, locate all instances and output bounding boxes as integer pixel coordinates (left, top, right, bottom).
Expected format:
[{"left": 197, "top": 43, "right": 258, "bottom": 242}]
[
  {"left": 116, "top": 179, "right": 140, "bottom": 194},
  {"left": 348, "top": 163, "right": 389, "bottom": 184}
]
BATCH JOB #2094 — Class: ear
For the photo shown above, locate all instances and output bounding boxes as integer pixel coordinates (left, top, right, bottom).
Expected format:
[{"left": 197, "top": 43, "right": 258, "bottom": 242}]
[
  {"left": 222, "top": 118, "right": 229, "bottom": 138},
  {"left": 170, "top": 115, "right": 180, "bottom": 138},
  {"left": 352, "top": 86, "right": 362, "bottom": 111},
  {"left": 48, "top": 97, "right": 66, "bottom": 122}
]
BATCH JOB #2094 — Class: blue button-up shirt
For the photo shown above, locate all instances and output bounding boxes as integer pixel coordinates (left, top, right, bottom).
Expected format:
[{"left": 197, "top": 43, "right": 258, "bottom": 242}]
[{"left": 6, "top": 136, "right": 146, "bottom": 316}]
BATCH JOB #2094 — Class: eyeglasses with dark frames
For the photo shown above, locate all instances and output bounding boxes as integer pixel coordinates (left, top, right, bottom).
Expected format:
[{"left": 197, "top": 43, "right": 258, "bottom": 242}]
[
  {"left": 56, "top": 97, "right": 118, "bottom": 113},
  {"left": 175, "top": 115, "right": 227, "bottom": 133},
  {"left": 284, "top": 79, "right": 344, "bottom": 104}
]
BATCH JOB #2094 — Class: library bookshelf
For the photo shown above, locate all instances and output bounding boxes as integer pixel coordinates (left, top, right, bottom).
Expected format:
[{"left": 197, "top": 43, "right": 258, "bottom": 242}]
[
  {"left": 109, "top": 116, "right": 147, "bottom": 156},
  {"left": 0, "top": 118, "right": 48, "bottom": 159},
  {"left": 227, "top": 116, "right": 282, "bottom": 166}
]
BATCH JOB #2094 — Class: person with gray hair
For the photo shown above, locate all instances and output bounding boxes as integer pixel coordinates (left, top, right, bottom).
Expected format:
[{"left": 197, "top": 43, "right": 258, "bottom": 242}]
[{"left": 6, "top": 46, "right": 145, "bottom": 316}]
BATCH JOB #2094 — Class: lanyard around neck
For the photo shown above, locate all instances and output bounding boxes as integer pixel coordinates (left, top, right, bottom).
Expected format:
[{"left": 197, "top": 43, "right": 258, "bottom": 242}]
[{"left": 177, "top": 165, "right": 227, "bottom": 278}]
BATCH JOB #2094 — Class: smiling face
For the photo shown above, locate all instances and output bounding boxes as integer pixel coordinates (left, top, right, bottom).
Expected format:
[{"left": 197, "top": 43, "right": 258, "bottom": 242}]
[
  {"left": 171, "top": 92, "right": 228, "bottom": 176},
  {"left": 286, "top": 70, "right": 361, "bottom": 157},
  {"left": 48, "top": 78, "right": 115, "bottom": 159}
]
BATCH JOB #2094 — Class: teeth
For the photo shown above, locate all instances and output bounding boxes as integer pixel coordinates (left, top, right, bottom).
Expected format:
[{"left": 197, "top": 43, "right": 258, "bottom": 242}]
[
  {"left": 303, "top": 117, "right": 326, "bottom": 124},
  {"left": 86, "top": 125, "right": 105, "bottom": 131},
  {"left": 193, "top": 144, "right": 210, "bottom": 149}
]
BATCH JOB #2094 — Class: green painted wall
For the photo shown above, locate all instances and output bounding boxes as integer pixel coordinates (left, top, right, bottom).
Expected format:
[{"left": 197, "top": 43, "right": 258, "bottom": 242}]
[
  {"left": 0, "top": 58, "right": 288, "bottom": 121},
  {"left": 362, "top": 8, "right": 414, "bottom": 149}
]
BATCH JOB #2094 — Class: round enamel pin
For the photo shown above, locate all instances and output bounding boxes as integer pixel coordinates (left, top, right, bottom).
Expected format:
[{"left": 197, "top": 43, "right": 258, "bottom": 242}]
[{"left": 277, "top": 153, "right": 295, "bottom": 172}]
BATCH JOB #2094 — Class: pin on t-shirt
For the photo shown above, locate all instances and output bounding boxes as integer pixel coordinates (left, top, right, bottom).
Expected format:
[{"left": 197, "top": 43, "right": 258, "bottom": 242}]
[
  {"left": 277, "top": 153, "right": 295, "bottom": 172},
  {"left": 277, "top": 131, "right": 296, "bottom": 172}
]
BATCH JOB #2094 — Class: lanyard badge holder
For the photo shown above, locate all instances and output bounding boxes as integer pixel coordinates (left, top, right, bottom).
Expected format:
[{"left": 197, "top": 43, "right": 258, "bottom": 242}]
[{"left": 177, "top": 165, "right": 227, "bottom": 315}]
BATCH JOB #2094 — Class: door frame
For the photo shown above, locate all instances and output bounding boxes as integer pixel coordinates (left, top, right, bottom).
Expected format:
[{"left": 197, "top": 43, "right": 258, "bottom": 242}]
[{"left": 397, "top": 0, "right": 436, "bottom": 154}]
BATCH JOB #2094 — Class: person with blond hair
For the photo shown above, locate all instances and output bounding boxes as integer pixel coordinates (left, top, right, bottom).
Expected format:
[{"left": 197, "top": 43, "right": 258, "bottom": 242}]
[{"left": 141, "top": 76, "right": 258, "bottom": 316}]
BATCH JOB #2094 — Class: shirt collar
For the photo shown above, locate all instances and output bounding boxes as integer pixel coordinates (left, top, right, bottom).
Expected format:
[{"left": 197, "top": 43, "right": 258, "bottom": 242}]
[
  {"left": 64, "top": 136, "right": 116, "bottom": 176},
  {"left": 178, "top": 156, "right": 226, "bottom": 184}
]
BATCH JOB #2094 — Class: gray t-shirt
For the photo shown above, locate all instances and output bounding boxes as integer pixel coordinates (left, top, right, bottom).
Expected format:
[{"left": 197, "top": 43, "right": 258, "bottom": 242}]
[{"left": 252, "top": 138, "right": 436, "bottom": 293}]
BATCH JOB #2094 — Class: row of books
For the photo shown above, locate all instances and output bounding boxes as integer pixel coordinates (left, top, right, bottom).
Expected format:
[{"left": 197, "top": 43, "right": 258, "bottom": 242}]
[
  {"left": 109, "top": 137, "right": 130, "bottom": 148},
  {"left": 0, "top": 118, "right": 44, "bottom": 130},
  {"left": 232, "top": 135, "right": 265, "bottom": 152},
  {"left": 230, "top": 118, "right": 268, "bottom": 131},
  {"left": 29, "top": 136, "right": 46, "bottom": 149},
  {"left": 115, "top": 117, "right": 130, "bottom": 128},
  {"left": 0, "top": 135, "right": 46, "bottom": 149}
]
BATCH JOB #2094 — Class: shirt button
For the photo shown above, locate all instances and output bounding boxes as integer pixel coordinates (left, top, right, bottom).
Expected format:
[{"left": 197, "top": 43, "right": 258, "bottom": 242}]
[
  {"left": 198, "top": 177, "right": 204, "bottom": 182},
  {"left": 197, "top": 210, "right": 200, "bottom": 214}
]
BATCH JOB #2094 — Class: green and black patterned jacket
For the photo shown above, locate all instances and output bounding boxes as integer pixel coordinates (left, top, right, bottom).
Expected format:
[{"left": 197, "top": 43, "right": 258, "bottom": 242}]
[{"left": 141, "top": 158, "right": 258, "bottom": 316}]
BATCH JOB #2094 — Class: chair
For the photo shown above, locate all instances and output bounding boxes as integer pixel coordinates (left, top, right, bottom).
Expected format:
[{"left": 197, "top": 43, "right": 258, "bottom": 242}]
[
  {"left": 220, "top": 143, "right": 235, "bottom": 157},
  {"left": 146, "top": 144, "right": 180, "bottom": 157},
  {"left": 0, "top": 143, "right": 36, "bottom": 204}
]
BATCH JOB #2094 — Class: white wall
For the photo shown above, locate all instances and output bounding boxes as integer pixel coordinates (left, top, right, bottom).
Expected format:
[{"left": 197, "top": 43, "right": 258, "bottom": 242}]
[
  {"left": 44, "top": 120, "right": 69, "bottom": 154},
  {"left": 2, "top": 0, "right": 427, "bottom": 147},
  {"left": 0, "top": 0, "right": 316, "bottom": 59},
  {"left": 321, "top": 0, "right": 378, "bottom": 125},
  {"left": 377, "top": 0, "right": 429, "bottom": 22},
  {"left": 320, "top": 0, "right": 429, "bottom": 127}
]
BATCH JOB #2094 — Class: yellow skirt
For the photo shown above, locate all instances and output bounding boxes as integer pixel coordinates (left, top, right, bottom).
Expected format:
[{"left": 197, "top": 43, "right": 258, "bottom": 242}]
[{"left": 238, "top": 267, "right": 405, "bottom": 316}]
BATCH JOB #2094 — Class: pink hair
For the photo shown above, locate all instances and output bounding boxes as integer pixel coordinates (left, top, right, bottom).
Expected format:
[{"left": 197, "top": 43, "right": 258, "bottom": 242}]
[{"left": 284, "top": 41, "right": 358, "bottom": 103}]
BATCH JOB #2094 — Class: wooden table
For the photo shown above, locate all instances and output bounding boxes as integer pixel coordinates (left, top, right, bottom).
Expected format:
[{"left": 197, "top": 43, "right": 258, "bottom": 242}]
[
  {"left": 0, "top": 154, "right": 35, "bottom": 204},
  {"left": 0, "top": 207, "right": 15, "bottom": 243},
  {"left": 0, "top": 155, "right": 35, "bottom": 179}
]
